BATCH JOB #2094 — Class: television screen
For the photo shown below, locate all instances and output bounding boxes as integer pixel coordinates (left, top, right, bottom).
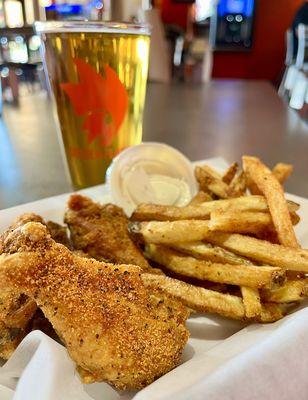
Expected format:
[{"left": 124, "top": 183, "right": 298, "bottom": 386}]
[
  {"left": 45, "top": 3, "right": 83, "bottom": 14},
  {"left": 218, "top": 0, "right": 255, "bottom": 17}
]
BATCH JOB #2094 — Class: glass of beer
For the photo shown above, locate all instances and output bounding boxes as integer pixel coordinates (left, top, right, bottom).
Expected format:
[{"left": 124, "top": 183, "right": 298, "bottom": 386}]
[{"left": 35, "top": 21, "right": 150, "bottom": 189}]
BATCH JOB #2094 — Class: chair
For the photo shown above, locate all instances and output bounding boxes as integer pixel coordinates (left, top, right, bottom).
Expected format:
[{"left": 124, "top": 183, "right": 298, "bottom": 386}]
[
  {"left": 289, "top": 24, "right": 308, "bottom": 115},
  {"left": 289, "top": 71, "right": 307, "bottom": 110},
  {"left": 295, "top": 24, "right": 308, "bottom": 70},
  {"left": 285, "top": 29, "right": 294, "bottom": 66},
  {"left": 278, "top": 30, "right": 295, "bottom": 97}
]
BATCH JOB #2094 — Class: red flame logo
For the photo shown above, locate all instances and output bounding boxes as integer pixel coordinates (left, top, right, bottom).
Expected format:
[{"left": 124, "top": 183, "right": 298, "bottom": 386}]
[{"left": 61, "top": 58, "right": 128, "bottom": 146}]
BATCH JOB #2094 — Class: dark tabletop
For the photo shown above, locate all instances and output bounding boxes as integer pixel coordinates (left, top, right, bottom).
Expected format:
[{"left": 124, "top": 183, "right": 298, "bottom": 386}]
[{"left": 1, "top": 80, "right": 307, "bottom": 209}]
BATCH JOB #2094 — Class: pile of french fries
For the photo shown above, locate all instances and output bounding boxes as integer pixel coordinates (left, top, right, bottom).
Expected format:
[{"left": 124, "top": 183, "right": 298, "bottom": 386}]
[{"left": 129, "top": 156, "right": 308, "bottom": 323}]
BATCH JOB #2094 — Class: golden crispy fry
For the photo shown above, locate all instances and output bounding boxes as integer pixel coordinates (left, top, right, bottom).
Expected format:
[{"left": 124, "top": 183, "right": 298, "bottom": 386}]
[
  {"left": 228, "top": 171, "right": 246, "bottom": 197},
  {"left": 142, "top": 273, "right": 246, "bottom": 320},
  {"left": 209, "top": 210, "right": 272, "bottom": 234},
  {"left": 197, "top": 164, "right": 223, "bottom": 180},
  {"left": 209, "top": 210, "right": 298, "bottom": 234},
  {"left": 131, "top": 196, "right": 298, "bottom": 222},
  {"left": 195, "top": 164, "right": 246, "bottom": 198},
  {"left": 188, "top": 191, "right": 213, "bottom": 205},
  {"left": 145, "top": 244, "right": 285, "bottom": 288},
  {"left": 243, "top": 156, "right": 299, "bottom": 248},
  {"left": 195, "top": 166, "right": 230, "bottom": 198},
  {"left": 222, "top": 162, "right": 238, "bottom": 184},
  {"left": 291, "top": 211, "right": 300, "bottom": 226},
  {"left": 246, "top": 178, "right": 259, "bottom": 195},
  {"left": 129, "top": 221, "right": 308, "bottom": 272},
  {"left": 241, "top": 287, "right": 262, "bottom": 318},
  {"left": 142, "top": 273, "right": 283, "bottom": 322},
  {"left": 131, "top": 204, "right": 211, "bottom": 222},
  {"left": 129, "top": 220, "right": 211, "bottom": 244},
  {"left": 170, "top": 241, "right": 253, "bottom": 265},
  {"left": 261, "top": 279, "right": 308, "bottom": 303},
  {"left": 201, "top": 232, "right": 308, "bottom": 272},
  {"left": 246, "top": 163, "right": 293, "bottom": 195},
  {"left": 272, "top": 163, "right": 293, "bottom": 185}
]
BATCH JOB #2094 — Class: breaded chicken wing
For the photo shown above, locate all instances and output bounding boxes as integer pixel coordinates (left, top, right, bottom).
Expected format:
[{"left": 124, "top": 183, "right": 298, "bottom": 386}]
[
  {"left": 64, "top": 195, "right": 150, "bottom": 269},
  {"left": 0, "top": 214, "right": 76, "bottom": 359},
  {"left": 0, "top": 213, "right": 42, "bottom": 359},
  {"left": 0, "top": 222, "right": 189, "bottom": 389}
]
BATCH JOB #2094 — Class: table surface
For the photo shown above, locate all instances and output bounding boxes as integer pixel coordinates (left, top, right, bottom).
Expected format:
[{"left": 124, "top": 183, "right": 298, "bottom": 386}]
[{"left": 1, "top": 80, "right": 307, "bottom": 209}]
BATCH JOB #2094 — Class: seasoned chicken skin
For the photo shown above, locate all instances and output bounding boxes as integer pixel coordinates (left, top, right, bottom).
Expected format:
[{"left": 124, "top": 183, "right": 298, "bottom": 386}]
[
  {"left": 64, "top": 195, "right": 150, "bottom": 269},
  {"left": 0, "top": 213, "right": 43, "bottom": 359},
  {"left": 0, "top": 213, "right": 74, "bottom": 359},
  {"left": 0, "top": 222, "right": 189, "bottom": 389}
]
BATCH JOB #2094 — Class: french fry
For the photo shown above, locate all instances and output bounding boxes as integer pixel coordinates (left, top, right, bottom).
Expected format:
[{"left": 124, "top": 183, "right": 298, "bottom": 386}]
[
  {"left": 142, "top": 273, "right": 283, "bottom": 322},
  {"left": 241, "top": 287, "right": 262, "bottom": 318},
  {"left": 195, "top": 166, "right": 230, "bottom": 198},
  {"left": 131, "top": 218, "right": 308, "bottom": 262},
  {"left": 188, "top": 191, "right": 213, "bottom": 205},
  {"left": 245, "top": 173, "right": 261, "bottom": 195},
  {"left": 291, "top": 211, "right": 300, "bottom": 226},
  {"left": 222, "top": 162, "right": 238, "bottom": 184},
  {"left": 228, "top": 171, "right": 246, "bottom": 197},
  {"left": 142, "top": 273, "right": 246, "bottom": 320},
  {"left": 246, "top": 163, "right": 293, "bottom": 195},
  {"left": 201, "top": 232, "right": 308, "bottom": 272},
  {"left": 129, "top": 220, "right": 211, "bottom": 244},
  {"left": 272, "top": 163, "right": 293, "bottom": 185},
  {"left": 209, "top": 210, "right": 272, "bottom": 234},
  {"left": 209, "top": 210, "right": 299, "bottom": 234},
  {"left": 196, "top": 164, "right": 223, "bottom": 180},
  {"left": 131, "top": 204, "right": 210, "bottom": 222},
  {"left": 145, "top": 244, "right": 285, "bottom": 288},
  {"left": 129, "top": 221, "right": 308, "bottom": 273},
  {"left": 261, "top": 280, "right": 308, "bottom": 303},
  {"left": 170, "top": 241, "right": 253, "bottom": 265},
  {"left": 131, "top": 196, "right": 298, "bottom": 222},
  {"left": 243, "top": 156, "right": 299, "bottom": 248}
]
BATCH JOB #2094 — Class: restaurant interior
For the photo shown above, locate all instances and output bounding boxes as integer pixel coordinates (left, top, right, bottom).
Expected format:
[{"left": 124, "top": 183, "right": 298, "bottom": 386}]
[
  {"left": 0, "top": 2, "right": 308, "bottom": 399},
  {"left": 0, "top": 0, "right": 307, "bottom": 207}
]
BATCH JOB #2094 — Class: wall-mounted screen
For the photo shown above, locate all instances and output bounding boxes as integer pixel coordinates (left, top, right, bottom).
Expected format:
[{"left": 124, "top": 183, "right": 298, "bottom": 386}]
[{"left": 218, "top": 0, "right": 255, "bottom": 17}]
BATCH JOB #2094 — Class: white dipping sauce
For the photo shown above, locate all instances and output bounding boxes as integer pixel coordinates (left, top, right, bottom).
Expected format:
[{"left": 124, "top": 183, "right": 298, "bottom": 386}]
[
  {"left": 121, "top": 166, "right": 191, "bottom": 212},
  {"left": 106, "top": 142, "right": 197, "bottom": 216}
]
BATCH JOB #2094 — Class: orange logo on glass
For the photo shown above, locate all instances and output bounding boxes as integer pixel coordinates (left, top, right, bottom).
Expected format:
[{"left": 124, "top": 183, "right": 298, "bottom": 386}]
[{"left": 61, "top": 58, "right": 128, "bottom": 146}]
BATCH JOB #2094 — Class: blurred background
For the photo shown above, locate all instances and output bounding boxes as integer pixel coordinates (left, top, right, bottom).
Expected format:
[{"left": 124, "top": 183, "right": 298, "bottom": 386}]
[
  {"left": 0, "top": 0, "right": 308, "bottom": 208},
  {"left": 0, "top": 0, "right": 307, "bottom": 116}
]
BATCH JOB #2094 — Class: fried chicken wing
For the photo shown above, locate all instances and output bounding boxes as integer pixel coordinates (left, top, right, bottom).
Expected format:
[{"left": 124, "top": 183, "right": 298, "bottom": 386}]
[
  {"left": 0, "top": 213, "right": 42, "bottom": 359},
  {"left": 46, "top": 220, "right": 73, "bottom": 249},
  {"left": 0, "top": 222, "right": 189, "bottom": 389},
  {"left": 64, "top": 195, "right": 150, "bottom": 269},
  {"left": 0, "top": 214, "right": 73, "bottom": 359}
]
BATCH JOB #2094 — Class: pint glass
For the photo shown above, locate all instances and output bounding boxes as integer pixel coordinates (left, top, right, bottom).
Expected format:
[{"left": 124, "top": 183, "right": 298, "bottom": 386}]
[{"left": 35, "top": 21, "right": 150, "bottom": 189}]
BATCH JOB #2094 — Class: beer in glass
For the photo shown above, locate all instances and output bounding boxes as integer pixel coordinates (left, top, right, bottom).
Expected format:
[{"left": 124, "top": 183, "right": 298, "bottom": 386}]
[{"left": 35, "top": 21, "right": 150, "bottom": 189}]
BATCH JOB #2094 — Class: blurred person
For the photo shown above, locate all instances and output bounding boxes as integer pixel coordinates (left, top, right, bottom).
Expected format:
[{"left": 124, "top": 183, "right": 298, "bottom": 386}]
[
  {"left": 292, "top": 1, "right": 308, "bottom": 58},
  {"left": 159, "top": 0, "right": 191, "bottom": 30}
]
